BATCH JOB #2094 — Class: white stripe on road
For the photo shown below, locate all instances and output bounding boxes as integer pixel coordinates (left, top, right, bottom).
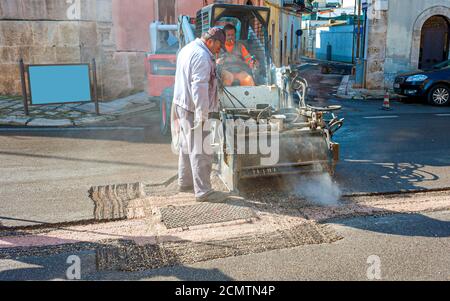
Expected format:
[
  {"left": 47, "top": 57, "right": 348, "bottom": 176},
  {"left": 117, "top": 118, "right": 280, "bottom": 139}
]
[
  {"left": 0, "top": 127, "right": 145, "bottom": 132},
  {"left": 436, "top": 114, "right": 450, "bottom": 117},
  {"left": 363, "top": 116, "right": 399, "bottom": 119},
  {"left": 344, "top": 159, "right": 374, "bottom": 163}
]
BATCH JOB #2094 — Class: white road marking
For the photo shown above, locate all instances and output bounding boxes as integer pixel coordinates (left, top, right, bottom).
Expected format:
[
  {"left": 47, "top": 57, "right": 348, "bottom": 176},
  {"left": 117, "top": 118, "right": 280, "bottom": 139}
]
[
  {"left": 363, "top": 116, "right": 399, "bottom": 119},
  {"left": 0, "top": 127, "right": 145, "bottom": 132},
  {"left": 436, "top": 114, "right": 450, "bottom": 117},
  {"left": 344, "top": 159, "right": 374, "bottom": 163}
]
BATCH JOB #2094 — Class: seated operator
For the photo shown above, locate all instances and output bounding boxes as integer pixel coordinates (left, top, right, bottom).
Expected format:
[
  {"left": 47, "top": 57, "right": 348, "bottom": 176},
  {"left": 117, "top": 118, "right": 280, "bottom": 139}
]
[{"left": 217, "top": 24, "right": 257, "bottom": 86}]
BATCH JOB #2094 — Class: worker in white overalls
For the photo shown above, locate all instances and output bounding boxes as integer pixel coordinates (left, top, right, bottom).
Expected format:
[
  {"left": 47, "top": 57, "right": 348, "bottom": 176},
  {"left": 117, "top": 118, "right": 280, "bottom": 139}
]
[{"left": 172, "top": 27, "right": 228, "bottom": 202}]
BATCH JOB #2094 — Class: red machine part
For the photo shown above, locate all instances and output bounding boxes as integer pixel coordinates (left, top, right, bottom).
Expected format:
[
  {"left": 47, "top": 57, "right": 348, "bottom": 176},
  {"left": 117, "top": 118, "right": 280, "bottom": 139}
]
[{"left": 145, "top": 53, "right": 177, "bottom": 97}]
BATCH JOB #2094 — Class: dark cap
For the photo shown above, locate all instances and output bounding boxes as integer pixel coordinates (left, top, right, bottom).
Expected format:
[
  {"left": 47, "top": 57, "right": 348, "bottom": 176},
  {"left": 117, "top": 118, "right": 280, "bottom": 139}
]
[{"left": 203, "top": 27, "right": 226, "bottom": 48}]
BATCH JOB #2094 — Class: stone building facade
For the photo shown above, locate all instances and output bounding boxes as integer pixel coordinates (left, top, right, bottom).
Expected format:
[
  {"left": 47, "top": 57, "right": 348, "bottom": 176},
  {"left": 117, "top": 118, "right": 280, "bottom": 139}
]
[
  {"left": 266, "top": 0, "right": 303, "bottom": 67},
  {"left": 0, "top": 0, "right": 300, "bottom": 100},
  {"left": 364, "top": 0, "right": 450, "bottom": 89},
  {"left": 1, "top": 0, "right": 129, "bottom": 100},
  {"left": 0, "top": 0, "right": 258, "bottom": 100}
]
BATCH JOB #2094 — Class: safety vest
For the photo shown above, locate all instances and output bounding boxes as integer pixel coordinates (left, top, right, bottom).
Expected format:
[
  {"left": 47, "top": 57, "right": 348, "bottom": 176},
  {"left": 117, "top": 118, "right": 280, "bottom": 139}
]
[{"left": 222, "top": 42, "right": 254, "bottom": 73}]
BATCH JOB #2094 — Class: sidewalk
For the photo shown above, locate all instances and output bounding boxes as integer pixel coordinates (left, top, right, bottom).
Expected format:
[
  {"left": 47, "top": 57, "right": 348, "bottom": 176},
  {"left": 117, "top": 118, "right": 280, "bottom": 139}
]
[
  {"left": 298, "top": 57, "right": 400, "bottom": 101},
  {"left": 294, "top": 59, "right": 346, "bottom": 104},
  {"left": 0, "top": 92, "right": 158, "bottom": 127},
  {"left": 336, "top": 75, "right": 402, "bottom": 101},
  {"left": 298, "top": 56, "right": 354, "bottom": 75},
  {"left": 295, "top": 57, "right": 392, "bottom": 102}
]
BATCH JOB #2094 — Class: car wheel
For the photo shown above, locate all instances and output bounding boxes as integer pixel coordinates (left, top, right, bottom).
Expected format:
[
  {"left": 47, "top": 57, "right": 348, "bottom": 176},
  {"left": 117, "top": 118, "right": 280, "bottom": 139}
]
[
  {"left": 427, "top": 84, "right": 450, "bottom": 106},
  {"left": 159, "top": 88, "right": 173, "bottom": 136}
]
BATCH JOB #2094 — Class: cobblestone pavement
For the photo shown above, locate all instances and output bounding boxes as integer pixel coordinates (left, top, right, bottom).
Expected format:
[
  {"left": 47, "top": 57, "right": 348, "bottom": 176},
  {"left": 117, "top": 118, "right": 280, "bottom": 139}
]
[{"left": 0, "top": 93, "right": 157, "bottom": 127}]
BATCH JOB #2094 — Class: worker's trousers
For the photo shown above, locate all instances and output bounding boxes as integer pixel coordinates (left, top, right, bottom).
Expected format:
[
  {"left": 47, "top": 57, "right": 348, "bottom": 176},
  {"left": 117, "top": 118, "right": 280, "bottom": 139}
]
[{"left": 175, "top": 105, "right": 212, "bottom": 198}]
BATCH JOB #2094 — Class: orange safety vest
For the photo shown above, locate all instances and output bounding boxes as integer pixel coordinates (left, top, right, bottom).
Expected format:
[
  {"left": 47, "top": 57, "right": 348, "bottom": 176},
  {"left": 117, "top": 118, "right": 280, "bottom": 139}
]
[{"left": 222, "top": 42, "right": 254, "bottom": 72}]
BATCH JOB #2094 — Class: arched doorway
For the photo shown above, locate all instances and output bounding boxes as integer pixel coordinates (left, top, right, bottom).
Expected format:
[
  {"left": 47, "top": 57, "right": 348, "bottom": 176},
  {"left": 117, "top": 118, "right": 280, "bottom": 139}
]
[{"left": 419, "top": 15, "right": 450, "bottom": 69}]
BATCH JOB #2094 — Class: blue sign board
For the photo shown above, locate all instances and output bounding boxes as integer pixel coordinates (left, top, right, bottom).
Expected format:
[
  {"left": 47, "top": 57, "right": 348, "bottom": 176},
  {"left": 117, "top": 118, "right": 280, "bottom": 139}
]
[{"left": 28, "top": 64, "right": 92, "bottom": 105}]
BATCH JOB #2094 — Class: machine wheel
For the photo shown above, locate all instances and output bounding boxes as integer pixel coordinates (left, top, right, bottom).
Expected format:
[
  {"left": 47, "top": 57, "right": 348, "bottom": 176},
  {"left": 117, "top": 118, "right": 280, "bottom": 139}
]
[
  {"left": 324, "top": 162, "right": 336, "bottom": 177},
  {"left": 159, "top": 88, "right": 173, "bottom": 136},
  {"left": 427, "top": 84, "right": 450, "bottom": 106},
  {"left": 329, "top": 164, "right": 336, "bottom": 177}
]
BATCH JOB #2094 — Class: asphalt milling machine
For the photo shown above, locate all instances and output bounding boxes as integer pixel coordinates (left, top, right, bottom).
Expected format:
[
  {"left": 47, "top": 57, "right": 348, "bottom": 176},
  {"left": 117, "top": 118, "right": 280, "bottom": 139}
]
[
  {"left": 185, "top": 4, "right": 344, "bottom": 192},
  {"left": 89, "top": 4, "right": 344, "bottom": 213}
]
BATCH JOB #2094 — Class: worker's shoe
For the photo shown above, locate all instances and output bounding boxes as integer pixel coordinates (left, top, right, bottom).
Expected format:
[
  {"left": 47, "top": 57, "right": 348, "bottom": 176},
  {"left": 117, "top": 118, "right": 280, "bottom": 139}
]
[
  {"left": 178, "top": 185, "right": 194, "bottom": 193},
  {"left": 196, "top": 190, "right": 229, "bottom": 203}
]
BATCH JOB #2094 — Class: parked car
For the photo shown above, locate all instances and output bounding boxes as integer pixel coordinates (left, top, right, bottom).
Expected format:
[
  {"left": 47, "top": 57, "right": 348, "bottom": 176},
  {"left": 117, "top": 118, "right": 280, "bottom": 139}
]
[{"left": 394, "top": 60, "right": 450, "bottom": 106}]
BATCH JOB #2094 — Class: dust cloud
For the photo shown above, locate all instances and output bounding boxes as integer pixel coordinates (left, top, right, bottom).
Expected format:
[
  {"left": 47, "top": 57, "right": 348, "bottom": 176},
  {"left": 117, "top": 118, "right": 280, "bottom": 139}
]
[{"left": 293, "top": 172, "right": 342, "bottom": 206}]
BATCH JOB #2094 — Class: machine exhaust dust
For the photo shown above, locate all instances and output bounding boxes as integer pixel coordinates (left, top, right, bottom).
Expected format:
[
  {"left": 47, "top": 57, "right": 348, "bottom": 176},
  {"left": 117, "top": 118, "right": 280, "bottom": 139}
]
[{"left": 293, "top": 172, "right": 342, "bottom": 206}]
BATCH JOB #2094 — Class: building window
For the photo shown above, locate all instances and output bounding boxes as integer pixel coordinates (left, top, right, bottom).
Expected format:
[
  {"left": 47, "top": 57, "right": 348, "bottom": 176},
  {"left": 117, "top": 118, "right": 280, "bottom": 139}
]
[{"left": 159, "top": 0, "right": 175, "bottom": 24}]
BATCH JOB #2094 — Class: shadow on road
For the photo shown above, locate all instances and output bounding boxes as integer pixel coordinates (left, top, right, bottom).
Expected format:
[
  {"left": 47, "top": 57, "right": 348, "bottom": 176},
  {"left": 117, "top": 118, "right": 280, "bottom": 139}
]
[
  {"left": 332, "top": 212, "right": 450, "bottom": 238},
  {"left": 0, "top": 230, "right": 234, "bottom": 281},
  {"left": 234, "top": 163, "right": 450, "bottom": 238},
  {"left": 0, "top": 110, "right": 171, "bottom": 145},
  {"left": 0, "top": 150, "right": 177, "bottom": 171},
  {"left": 335, "top": 160, "right": 443, "bottom": 194},
  {"left": 0, "top": 125, "right": 172, "bottom": 145}
]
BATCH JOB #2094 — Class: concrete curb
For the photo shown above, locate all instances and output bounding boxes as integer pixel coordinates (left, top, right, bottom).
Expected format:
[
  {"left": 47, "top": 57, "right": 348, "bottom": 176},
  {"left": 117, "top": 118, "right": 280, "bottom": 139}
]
[
  {"left": 0, "top": 116, "right": 116, "bottom": 127},
  {"left": 0, "top": 108, "right": 156, "bottom": 127}
]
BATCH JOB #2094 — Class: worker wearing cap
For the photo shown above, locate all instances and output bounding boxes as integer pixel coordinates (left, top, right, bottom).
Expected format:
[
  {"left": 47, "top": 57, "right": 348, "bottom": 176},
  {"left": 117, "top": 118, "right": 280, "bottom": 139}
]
[
  {"left": 218, "top": 24, "right": 256, "bottom": 86},
  {"left": 172, "top": 27, "right": 228, "bottom": 203}
]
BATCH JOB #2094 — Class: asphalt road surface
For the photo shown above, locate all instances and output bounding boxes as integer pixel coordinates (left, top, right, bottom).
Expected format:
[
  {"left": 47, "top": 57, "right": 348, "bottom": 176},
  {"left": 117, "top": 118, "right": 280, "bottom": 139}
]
[
  {"left": 1, "top": 99, "right": 450, "bottom": 227},
  {"left": 0, "top": 112, "right": 178, "bottom": 227},
  {"left": 0, "top": 210, "right": 448, "bottom": 281},
  {"left": 333, "top": 99, "right": 450, "bottom": 195}
]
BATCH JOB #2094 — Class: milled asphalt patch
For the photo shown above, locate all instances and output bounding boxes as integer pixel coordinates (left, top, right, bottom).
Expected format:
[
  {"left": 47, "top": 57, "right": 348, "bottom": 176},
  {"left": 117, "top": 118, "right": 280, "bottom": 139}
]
[
  {"left": 0, "top": 222, "right": 340, "bottom": 272},
  {"left": 0, "top": 241, "right": 101, "bottom": 260},
  {"left": 89, "top": 182, "right": 147, "bottom": 221},
  {"left": 1, "top": 177, "right": 449, "bottom": 274},
  {"left": 0, "top": 223, "right": 341, "bottom": 272}
]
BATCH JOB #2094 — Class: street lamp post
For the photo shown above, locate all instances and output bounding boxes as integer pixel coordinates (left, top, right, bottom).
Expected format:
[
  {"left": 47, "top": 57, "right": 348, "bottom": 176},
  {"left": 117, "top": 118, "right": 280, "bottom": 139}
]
[
  {"left": 356, "top": 0, "right": 362, "bottom": 59},
  {"left": 351, "top": 0, "right": 356, "bottom": 65}
]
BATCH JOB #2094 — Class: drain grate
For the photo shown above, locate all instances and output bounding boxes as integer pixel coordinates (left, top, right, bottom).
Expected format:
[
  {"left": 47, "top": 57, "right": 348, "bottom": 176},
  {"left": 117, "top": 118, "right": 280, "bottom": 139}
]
[{"left": 160, "top": 203, "right": 256, "bottom": 229}]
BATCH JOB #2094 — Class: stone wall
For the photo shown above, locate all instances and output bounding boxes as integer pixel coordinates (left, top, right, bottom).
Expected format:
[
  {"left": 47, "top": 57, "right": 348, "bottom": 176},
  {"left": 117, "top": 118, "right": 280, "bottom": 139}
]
[
  {"left": 112, "top": 0, "right": 154, "bottom": 52},
  {"left": 1, "top": 0, "right": 294, "bottom": 99},
  {"left": 384, "top": 0, "right": 450, "bottom": 84},
  {"left": 365, "top": 0, "right": 450, "bottom": 90},
  {"left": 0, "top": 0, "right": 145, "bottom": 100},
  {"left": 364, "top": 0, "right": 388, "bottom": 90}
]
